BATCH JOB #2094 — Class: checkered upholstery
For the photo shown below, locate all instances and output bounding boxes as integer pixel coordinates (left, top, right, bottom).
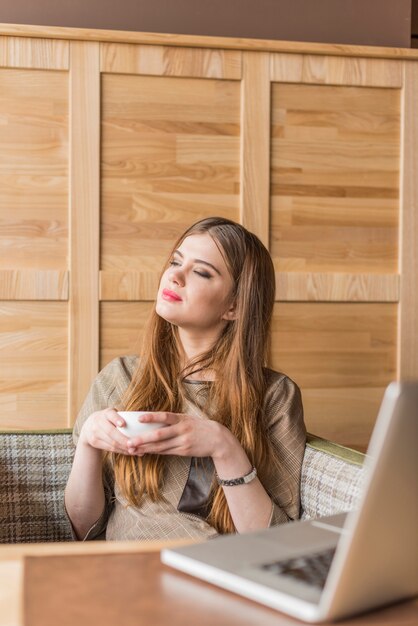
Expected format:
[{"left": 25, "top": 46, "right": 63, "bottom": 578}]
[
  {"left": 0, "top": 430, "right": 365, "bottom": 543},
  {"left": 301, "top": 436, "right": 366, "bottom": 519},
  {"left": 0, "top": 431, "right": 74, "bottom": 543}
]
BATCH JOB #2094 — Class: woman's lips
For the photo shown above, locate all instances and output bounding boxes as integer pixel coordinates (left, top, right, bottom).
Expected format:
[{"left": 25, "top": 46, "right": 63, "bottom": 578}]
[{"left": 162, "top": 288, "right": 182, "bottom": 302}]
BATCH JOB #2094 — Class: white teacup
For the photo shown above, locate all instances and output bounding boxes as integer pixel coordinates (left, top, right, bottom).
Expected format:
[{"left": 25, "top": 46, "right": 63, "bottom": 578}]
[{"left": 116, "top": 411, "right": 165, "bottom": 437}]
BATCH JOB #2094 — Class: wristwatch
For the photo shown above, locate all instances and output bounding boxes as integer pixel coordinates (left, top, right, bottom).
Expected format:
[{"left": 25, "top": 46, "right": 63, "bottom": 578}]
[{"left": 215, "top": 466, "right": 257, "bottom": 487}]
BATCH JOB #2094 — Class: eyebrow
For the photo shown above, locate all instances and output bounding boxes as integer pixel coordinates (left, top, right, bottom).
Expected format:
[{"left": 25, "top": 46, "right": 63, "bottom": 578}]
[{"left": 173, "top": 249, "right": 222, "bottom": 276}]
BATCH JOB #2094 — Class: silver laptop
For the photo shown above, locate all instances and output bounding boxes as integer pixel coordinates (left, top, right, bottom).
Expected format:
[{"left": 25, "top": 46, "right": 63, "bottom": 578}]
[{"left": 161, "top": 382, "right": 418, "bottom": 623}]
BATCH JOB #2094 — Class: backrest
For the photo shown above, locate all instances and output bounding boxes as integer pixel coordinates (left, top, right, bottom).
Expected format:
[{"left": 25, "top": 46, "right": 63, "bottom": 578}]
[
  {"left": 301, "top": 434, "right": 366, "bottom": 519},
  {"left": 0, "top": 430, "right": 74, "bottom": 543},
  {"left": 0, "top": 431, "right": 366, "bottom": 543}
]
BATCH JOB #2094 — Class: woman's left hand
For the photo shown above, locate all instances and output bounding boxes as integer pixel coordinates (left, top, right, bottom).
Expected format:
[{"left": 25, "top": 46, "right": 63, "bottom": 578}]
[{"left": 125, "top": 412, "right": 236, "bottom": 461}]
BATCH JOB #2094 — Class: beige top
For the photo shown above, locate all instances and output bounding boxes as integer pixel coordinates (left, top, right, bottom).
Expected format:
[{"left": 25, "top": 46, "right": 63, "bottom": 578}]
[{"left": 72, "top": 356, "right": 306, "bottom": 541}]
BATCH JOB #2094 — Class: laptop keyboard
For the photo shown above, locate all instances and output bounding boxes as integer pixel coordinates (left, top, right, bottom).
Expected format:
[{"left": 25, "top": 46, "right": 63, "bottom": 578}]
[{"left": 260, "top": 548, "right": 336, "bottom": 589}]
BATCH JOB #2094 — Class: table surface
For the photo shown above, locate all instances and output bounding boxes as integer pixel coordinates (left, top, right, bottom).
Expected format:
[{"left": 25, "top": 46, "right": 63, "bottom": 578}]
[{"left": 0, "top": 541, "right": 417, "bottom": 626}]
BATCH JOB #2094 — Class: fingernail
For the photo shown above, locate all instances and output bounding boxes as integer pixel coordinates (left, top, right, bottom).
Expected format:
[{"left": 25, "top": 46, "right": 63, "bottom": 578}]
[{"left": 117, "top": 420, "right": 124, "bottom": 426}]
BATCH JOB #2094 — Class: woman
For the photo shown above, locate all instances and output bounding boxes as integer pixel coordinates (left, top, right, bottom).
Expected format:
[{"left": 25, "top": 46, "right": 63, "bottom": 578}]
[{"left": 65, "top": 217, "right": 306, "bottom": 541}]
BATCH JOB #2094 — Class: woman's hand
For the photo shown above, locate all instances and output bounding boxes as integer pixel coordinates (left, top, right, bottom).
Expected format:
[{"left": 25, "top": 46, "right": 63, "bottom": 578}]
[
  {"left": 125, "top": 412, "right": 237, "bottom": 461},
  {"left": 79, "top": 408, "right": 132, "bottom": 455}
]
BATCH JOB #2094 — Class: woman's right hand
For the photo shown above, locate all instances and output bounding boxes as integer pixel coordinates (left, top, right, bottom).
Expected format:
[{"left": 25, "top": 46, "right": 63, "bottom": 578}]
[{"left": 78, "top": 408, "right": 130, "bottom": 454}]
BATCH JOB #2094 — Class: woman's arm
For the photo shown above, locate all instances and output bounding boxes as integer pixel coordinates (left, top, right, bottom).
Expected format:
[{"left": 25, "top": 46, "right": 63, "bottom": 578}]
[
  {"left": 64, "top": 408, "right": 130, "bottom": 539},
  {"left": 210, "top": 427, "right": 279, "bottom": 532},
  {"left": 124, "top": 412, "right": 282, "bottom": 533}
]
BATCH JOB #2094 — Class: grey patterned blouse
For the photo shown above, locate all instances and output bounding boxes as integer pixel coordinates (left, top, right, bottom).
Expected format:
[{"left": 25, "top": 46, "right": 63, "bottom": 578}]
[{"left": 71, "top": 356, "right": 306, "bottom": 541}]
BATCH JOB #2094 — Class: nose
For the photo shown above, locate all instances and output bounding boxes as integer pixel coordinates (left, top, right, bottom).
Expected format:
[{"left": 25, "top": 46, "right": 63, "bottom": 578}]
[{"left": 168, "top": 265, "right": 185, "bottom": 287}]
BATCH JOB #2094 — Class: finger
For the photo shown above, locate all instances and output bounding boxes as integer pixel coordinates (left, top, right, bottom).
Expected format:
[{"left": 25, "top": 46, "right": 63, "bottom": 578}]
[
  {"left": 104, "top": 408, "right": 125, "bottom": 427},
  {"left": 127, "top": 424, "right": 178, "bottom": 448},
  {"left": 89, "top": 433, "right": 128, "bottom": 455},
  {"left": 139, "top": 411, "right": 181, "bottom": 426},
  {"left": 130, "top": 436, "right": 187, "bottom": 456}
]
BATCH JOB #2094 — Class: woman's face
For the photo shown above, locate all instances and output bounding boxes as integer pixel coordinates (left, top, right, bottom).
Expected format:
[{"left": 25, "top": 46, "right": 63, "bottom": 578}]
[{"left": 156, "top": 233, "right": 235, "bottom": 338}]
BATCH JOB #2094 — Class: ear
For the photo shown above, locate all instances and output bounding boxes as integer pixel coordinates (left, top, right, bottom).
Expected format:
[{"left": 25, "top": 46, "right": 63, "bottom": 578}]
[{"left": 222, "top": 302, "right": 238, "bottom": 321}]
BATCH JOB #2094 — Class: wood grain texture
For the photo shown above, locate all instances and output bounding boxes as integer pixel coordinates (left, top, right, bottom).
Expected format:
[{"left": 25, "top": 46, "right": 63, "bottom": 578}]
[
  {"left": 301, "top": 387, "right": 387, "bottom": 450},
  {"left": 276, "top": 272, "right": 399, "bottom": 302},
  {"left": 0, "top": 36, "right": 69, "bottom": 69},
  {"left": 68, "top": 42, "right": 100, "bottom": 423},
  {"left": 100, "top": 271, "right": 159, "bottom": 301},
  {"left": 100, "top": 302, "right": 153, "bottom": 370},
  {"left": 3, "top": 24, "right": 418, "bottom": 60},
  {"left": 271, "top": 53, "right": 402, "bottom": 88},
  {"left": 101, "top": 43, "right": 241, "bottom": 79},
  {"left": 270, "top": 302, "right": 397, "bottom": 448},
  {"left": 240, "top": 52, "right": 270, "bottom": 247},
  {"left": 398, "top": 62, "right": 418, "bottom": 379},
  {"left": 0, "top": 68, "right": 68, "bottom": 270},
  {"left": 0, "top": 270, "right": 68, "bottom": 300},
  {"left": 101, "top": 73, "right": 240, "bottom": 274},
  {"left": 270, "top": 83, "right": 400, "bottom": 273},
  {"left": 0, "top": 302, "right": 67, "bottom": 429}
]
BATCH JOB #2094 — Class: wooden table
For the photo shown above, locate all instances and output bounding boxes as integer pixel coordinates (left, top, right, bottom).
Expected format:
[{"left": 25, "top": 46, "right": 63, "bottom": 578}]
[{"left": 1, "top": 542, "right": 417, "bottom": 626}]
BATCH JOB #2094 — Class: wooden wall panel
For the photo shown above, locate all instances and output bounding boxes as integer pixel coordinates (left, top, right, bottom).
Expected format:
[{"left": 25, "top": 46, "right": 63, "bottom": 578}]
[
  {"left": 270, "top": 82, "right": 400, "bottom": 274},
  {"left": 101, "top": 43, "right": 241, "bottom": 79},
  {"left": 0, "top": 36, "right": 69, "bottom": 70},
  {"left": 0, "top": 69, "right": 68, "bottom": 271},
  {"left": 398, "top": 61, "right": 418, "bottom": 378},
  {"left": 68, "top": 41, "right": 100, "bottom": 422},
  {"left": 100, "top": 71, "right": 240, "bottom": 300},
  {"left": 271, "top": 53, "right": 402, "bottom": 88},
  {"left": 0, "top": 27, "right": 416, "bottom": 451},
  {"left": 271, "top": 302, "right": 397, "bottom": 449},
  {"left": 0, "top": 302, "right": 67, "bottom": 429},
  {"left": 100, "top": 302, "right": 153, "bottom": 369},
  {"left": 0, "top": 43, "right": 69, "bottom": 430}
]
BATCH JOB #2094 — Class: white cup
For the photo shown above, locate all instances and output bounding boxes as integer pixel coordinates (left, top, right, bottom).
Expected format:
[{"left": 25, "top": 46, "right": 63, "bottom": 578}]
[{"left": 116, "top": 411, "right": 165, "bottom": 437}]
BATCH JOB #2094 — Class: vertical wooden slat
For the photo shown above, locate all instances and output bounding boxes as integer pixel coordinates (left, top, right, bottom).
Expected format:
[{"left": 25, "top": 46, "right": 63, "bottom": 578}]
[
  {"left": 69, "top": 42, "right": 100, "bottom": 423},
  {"left": 398, "top": 61, "right": 418, "bottom": 380},
  {"left": 240, "top": 52, "right": 270, "bottom": 247}
]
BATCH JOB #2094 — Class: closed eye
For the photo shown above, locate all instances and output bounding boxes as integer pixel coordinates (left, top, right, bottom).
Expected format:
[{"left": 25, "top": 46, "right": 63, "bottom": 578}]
[{"left": 194, "top": 270, "right": 211, "bottom": 279}]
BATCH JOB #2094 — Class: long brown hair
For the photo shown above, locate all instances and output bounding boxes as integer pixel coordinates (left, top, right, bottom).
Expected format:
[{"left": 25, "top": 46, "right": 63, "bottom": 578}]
[{"left": 110, "top": 217, "right": 284, "bottom": 533}]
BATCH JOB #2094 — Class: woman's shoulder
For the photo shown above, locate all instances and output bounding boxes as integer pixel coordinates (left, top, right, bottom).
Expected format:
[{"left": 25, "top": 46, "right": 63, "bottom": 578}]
[
  {"left": 262, "top": 367, "right": 300, "bottom": 393},
  {"left": 93, "top": 355, "right": 139, "bottom": 396},
  {"left": 262, "top": 367, "right": 303, "bottom": 419},
  {"left": 102, "top": 355, "right": 139, "bottom": 378}
]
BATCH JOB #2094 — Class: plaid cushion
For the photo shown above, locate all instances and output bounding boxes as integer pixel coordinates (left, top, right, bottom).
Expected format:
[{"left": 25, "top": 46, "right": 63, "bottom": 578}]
[
  {"left": 0, "top": 431, "right": 74, "bottom": 543},
  {"left": 0, "top": 431, "right": 366, "bottom": 542},
  {"left": 301, "top": 439, "right": 366, "bottom": 519}
]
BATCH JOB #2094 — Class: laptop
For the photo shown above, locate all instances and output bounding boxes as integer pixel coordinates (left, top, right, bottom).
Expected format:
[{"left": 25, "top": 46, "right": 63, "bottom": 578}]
[{"left": 161, "top": 382, "right": 418, "bottom": 623}]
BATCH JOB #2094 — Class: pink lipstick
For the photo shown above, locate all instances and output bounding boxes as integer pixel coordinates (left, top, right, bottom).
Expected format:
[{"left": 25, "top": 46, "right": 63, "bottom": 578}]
[{"left": 162, "top": 288, "right": 182, "bottom": 302}]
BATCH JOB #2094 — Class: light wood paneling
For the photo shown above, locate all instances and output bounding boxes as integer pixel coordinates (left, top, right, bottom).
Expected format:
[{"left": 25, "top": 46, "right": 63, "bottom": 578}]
[
  {"left": 101, "top": 43, "right": 242, "bottom": 79},
  {"left": 0, "top": 36, "right": 69, "bottom": 69},
  {"left": 301, "top": 387, "right": 386, "bottom": 451},
  {"left": 100, "top": 302, "right": 153, "bottom": 370},
  {"left": 0, "top": 270, "right": 68, "bottom": 300},
  {"left": 270, "top": 302, "right": 397, "bottom": 445},
  {"left": 0, "top": 27, "right": 414, "bottom": 452},
  {"left": 270, "top": 83, "right": 400, "bottom": 273},
  {"left": 0, "top": 69, "right": 68, "bottom": 270},
  {"left": 271, "top": 303, "right": 397, "bottom": 388},
  {"left": 0, "top": 302, "right": 67, "bottom": 429},
  {"left": 4, "top": 24, "right": 418, "bottom": 60},
  {"left": 398, "top": 61, "right": 418, "bottom": 379},
  {"left": 240, "top": 52, "right": 270, "bottom": 246},
  {"left": 68, "top": 42, "right": 100, "bottom": 422},
  {"left": 100, "top": 271, "right": 158, "bottom": 301},
  {"left": 101, "top": 73, "right": 240, "bottom": 279},
  {"left": 276, "top": 272, "right": 399, "bottom": 302},
  {"left": 271, "top": 54, "right": 402, "bottom": 88}
]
